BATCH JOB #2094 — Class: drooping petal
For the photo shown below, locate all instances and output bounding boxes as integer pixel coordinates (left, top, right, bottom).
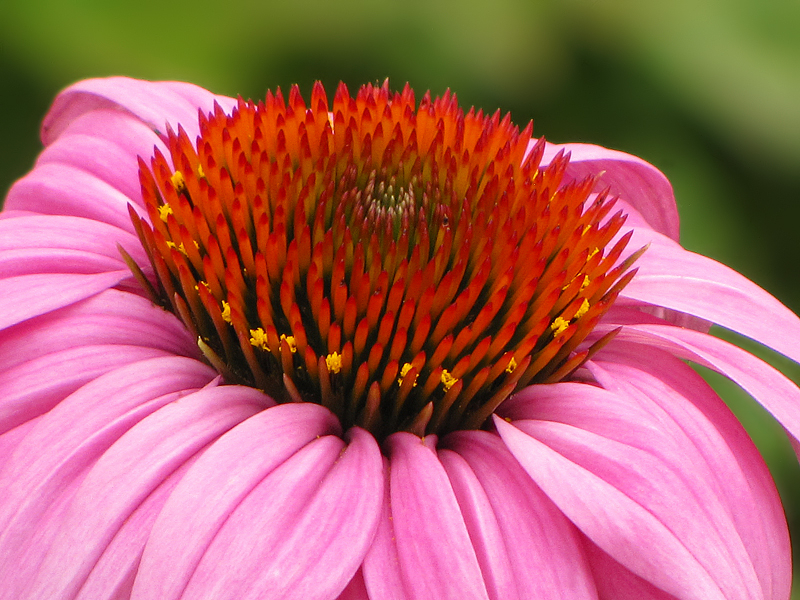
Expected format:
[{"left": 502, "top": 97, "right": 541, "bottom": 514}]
[
  {"left": 4, "top": 162, "right": 145, "bottom": 229},
  {"left": 16, "top": 384, "right": 269, "bottom": 600},
  {"left": 35, "top": 108, "right": 169, "bottom": 202},
  {"left": 0, "top": 356, "right": 218, "bottom": 598},
  {"left": 361, "top": 457, "right": 411, "bottom": 600},
  {"left": 0, "top": 345, "right": 179, "bottom": 436},
  {"left": 585, "top": 341, "right": 791, "bottom": 600},
  {"left": 0, "top": 271, "right": 131, "bottom": 331},
  {"left": 132, "top": 402, "right": 341, "bottom": 599},
  {"left": 597, "top": 321, "right": 800, "bottom": 452},
  {"left": 0, "top": 288, "right": 199, "bottom": 374},
  {"left": 165, "top": 426, "right": 382, "bottom": 600},
  {"left": 41, "top": 77, "right": 237, "bottom": 145},
  {"left": 496, "top": 412, "right": 759, "bottom": 600},
  {"left": 537, "top": 141, "right": 679, "bottom": 241},
  {"left": 436, "top": 447, "right": 520, "bottom": 600},
  {"left": 617, "top": 226, "right": 800, "bottom": 367},
  {"left": 382, "top": 433, "right": 490, "bottom": 600},
  {"left": 441, "top": 431, "right": 599, "bottom": 600}
]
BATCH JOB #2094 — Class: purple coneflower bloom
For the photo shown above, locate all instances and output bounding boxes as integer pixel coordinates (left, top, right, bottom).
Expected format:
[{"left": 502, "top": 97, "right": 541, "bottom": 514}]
[{"left": 1, "top": 76, "right": 799, "bottom": 600}]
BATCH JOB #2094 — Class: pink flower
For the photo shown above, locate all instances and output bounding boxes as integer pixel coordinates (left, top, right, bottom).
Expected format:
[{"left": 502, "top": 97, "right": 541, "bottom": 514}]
[{"left": 1, "top": 76, "right": 798, "bottom": 600}]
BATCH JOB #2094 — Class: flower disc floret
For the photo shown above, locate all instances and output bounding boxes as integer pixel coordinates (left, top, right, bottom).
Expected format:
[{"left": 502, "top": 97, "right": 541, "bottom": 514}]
[{"left": 131, "top": 80, "right": 639, "bottom": 439}]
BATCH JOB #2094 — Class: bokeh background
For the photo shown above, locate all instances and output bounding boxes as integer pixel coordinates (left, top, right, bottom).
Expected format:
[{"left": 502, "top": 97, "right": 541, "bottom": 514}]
[{"left": 2, "top": 0, "right": 800, "bottom": 593}]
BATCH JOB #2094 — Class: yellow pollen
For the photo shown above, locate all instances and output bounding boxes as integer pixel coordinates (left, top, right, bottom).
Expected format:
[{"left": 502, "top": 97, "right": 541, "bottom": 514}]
[
  {"left": 249, "top": 328, "right": 270, "bottom": 350},
  {"left": 326, "top": 352, "right": 342, "bottom": 374},
  {"left": 398, "top": 362, "right": 418, "bottom": 387},
  {"left": 505, "top": 357, "right": 518, "bottom": 374},
  {"left": 170, "top": 170, "right": 186, "bottom": 193},
  {"left": 582, "top": 224, "right": 592, "bottom": 235},
  {"left": 280, "top": 334, "right": 297, "bottom": 353},
  {"left": 221, "top": 300, "right": 231, "bottom": 323},
  {"left": 166, "top": 241, "right": 187, "bottom": 255},
  {"left": 587, "top": 247, "right": 599, "bottom": 260},
  {"left": 157, "top": 204, "right": 173, "bottom": 222},
  {"left": 580, "top": 275, "right": 590, "bottom": 291},
  {"left": 551, "top": 317, "right": 570, "bottom": 335},
  {"left": 440, "top": 369, "right": 458, "bottom": 391},
  {"left": 575, "top": 298, "right": 591, "bottom": 320},
  {"left": 197, "top": 164, "right": 205, "bottom": 178}
]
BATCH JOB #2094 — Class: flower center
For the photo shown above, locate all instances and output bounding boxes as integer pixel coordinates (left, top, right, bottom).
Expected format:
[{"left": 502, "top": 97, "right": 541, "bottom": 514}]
[{"left": 128, "top": 81, "right": 639, "bottom": 440}]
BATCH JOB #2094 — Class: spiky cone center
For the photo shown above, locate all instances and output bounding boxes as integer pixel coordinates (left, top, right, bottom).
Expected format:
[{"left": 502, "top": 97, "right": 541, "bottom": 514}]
[{"left": 129, "top": 81, "right": 639, "bottom": 440}]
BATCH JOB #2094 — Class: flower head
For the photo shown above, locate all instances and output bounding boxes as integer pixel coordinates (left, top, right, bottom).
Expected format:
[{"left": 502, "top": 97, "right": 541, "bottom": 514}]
[{"left": 2, "top": 76, "right": 800, "bottom": 600}]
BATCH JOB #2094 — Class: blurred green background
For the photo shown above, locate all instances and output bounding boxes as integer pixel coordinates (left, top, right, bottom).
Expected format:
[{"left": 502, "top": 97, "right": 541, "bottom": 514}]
[{"left": 2, "top": 0, "right": 800, "bottom": 592}]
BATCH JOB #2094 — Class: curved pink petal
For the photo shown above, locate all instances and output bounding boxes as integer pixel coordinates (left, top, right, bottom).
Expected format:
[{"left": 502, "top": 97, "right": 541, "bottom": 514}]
[
  {"left": 20, "top": 385, "right": 269, "bottom": 600},
  {"left": 36, "top": 109, "right": 168, "bottom": 202},
  {"left": 169, "top": 427, "right": 382, "bottom": 600},
  {"left": 537, "top": 141, "right": 679, "bottom": 241},
  {"left": 0, "top": 271, "right": 131, "bottom": 331},
  {"left": 617, "top": 227, "right": 800, "bottom": 367},
  {"left": 0, "top": 356, "right": 218, "bottom": 597},
  {"left": 436, "top": 448, "right": 520, "bottom": 600},
  {"left": 585, "top": 342, "right": 790, "bottom": 600},
  {"left": 336, "top": 570, "right": 370, "bottom": 600},
  {"left": 383, "top": 432, "right": 490, "bottom": 600},
  {"left": 0, "top": 345, "right": 179, "bottom": 435},
  {"left": 41, "top": 77, "right": 236, "bottom": 145},
  {"left": 4, "top": 162, "right": 145, "bottom": 229},
  {"left": 598, "top": 322, "right": 800, "bottom": 452},
  {"left": 133, "top": 402, "right": 342, "bottom": 599},
  {"left": 0, "top": 288, "right": 199, "bottom": 374},
  {"left": 582, "top": 537, "right": 682, "bottom": 600},
  {"left": 496, "top": 416, "right": 753, "bottom": 600},
  {"left": 360, "top": 456, "right": 411, "bottom": 600},
  {"left": 442, "top": 431, "right": 598, "bottom": 600}
]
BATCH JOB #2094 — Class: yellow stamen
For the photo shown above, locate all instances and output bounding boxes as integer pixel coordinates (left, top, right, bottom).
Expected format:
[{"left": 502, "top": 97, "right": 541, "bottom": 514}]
[
  {"left": 157, "top": 204, "right": 173, "bottom": 222},
  {"left": 326, "top": 352, "right": 342, "bottom": 374},
  {"left": 398, "top": 362, "right": 418, "bottom": 387},
  {"left": 280, "top": 334, "right": 297, "bottom": 353},
  {"left": 440, "top": 369, "right": 458, "bottom": 391},
  {"left": 221, "top": 300, "right": 231, "bottom": 323},
  {"left": 580, "top": 275, "right": 590, "bottom": 291},
  {"left": 249, "top": 328, "right": 270, "bottom": 350},
  {"left": 505, "top": 357, "right": 518, "bottom": 374},
  {"left": 587, "top": 247, "right": 599, "bottom": 260},
  {"left": 197, "top": 164, "right": 205, "bottom": 178},
  {"left": 166, "top": 241, "right": 187, "bottom": 255},
  {"left": 170, "top": 170, "right": 186, "bottom": 193},
  {"left": 550, "top": 317, "right": 570, "bottom": 335},
  {"left": 575, "top": 298, "right": 591, "bottom": 320}
]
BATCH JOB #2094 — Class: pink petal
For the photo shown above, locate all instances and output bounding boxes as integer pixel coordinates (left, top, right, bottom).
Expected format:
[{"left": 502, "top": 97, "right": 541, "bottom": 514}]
[
  {"left": 133, "top": 402, "right": 340, "bottom": 599},
  {"left": 4, "top": 162, "right": 144, "bottom": 230},
  {"left": 361, "top": 456, "right": 411, "bottom": 600},
  {"left": 537, "top": 141, "right": 679, "bottom": 241},
  {"left": 586, "top": 342, "right": 790, "bottom": 600},
  {"left": 582, "top": 538, "right": 681, "bottom": 600},
  {"left": 0, "top": 345, "right": 179, "bottom": 435},
  {"left": 0, "top": 357, "right": 218, "bottom": 597},
  {"left": 436, "top": 447, "right": 520, "bottom": 600},
  {"left": 41, "top": 77, "right": 237, "bottom": 145},
  {"left": 496, "top": 416, "right": 747, "bottom": 600},
  {"left": 0, "top": 271, "right": 131, "bottom": 331},
  {"left": 20, "top": 385, "right": 269, "bottom": 600},
  {"left": 382, "top": 432, "right": 490, "bottom": 600},
  {"left": 617, "top": 227, "right": 800, "bottom": 367},
  {"left": 442, "top": 431, "right": 598, "bottom": 600},
  {"left": 166, "top": 426, "right": 382, "bottom": 600},
  {"left": 36, "top": 108, "right": 169, "bottom": 202},
  {"left": 0, "top": 288, "right": 199, "bottom": 374},
  {"left": 600, "top": 322, "right": 800, "bottom": 453}
]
